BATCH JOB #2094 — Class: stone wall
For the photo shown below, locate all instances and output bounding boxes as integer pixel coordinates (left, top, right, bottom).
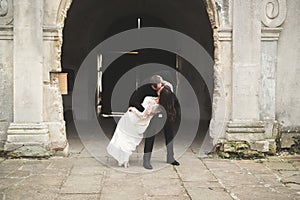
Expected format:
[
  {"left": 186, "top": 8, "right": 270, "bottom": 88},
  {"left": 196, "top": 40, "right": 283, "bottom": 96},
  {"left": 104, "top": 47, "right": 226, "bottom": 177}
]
[
  {"left": 277, "top": 1, "right": 300, "bottom": 128},
  {"left": 276, "top": 0, "right": 300, "bottom": 150},
  {"left": 1, "top": 0, "right": 70, "bottom": 156},
  {"left": 42, "top": 0, "right": 70, "bottom": 155},
  {"left": 0, "top": 0, "right": 299, "bottom": 157}
]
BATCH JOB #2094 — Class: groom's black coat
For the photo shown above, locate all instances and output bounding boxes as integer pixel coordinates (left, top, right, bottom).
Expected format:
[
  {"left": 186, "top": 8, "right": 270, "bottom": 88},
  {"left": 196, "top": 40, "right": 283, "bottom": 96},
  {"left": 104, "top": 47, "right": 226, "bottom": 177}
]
[{"left": 128, "top": 84, "right": 157, "bottom": 112}]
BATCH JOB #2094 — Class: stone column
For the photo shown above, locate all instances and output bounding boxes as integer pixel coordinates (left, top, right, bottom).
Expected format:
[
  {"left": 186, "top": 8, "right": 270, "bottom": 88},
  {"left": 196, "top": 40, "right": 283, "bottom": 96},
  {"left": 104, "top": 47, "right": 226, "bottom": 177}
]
[
  {"left": 226, "top": 0, "right": 266, "bottom": 149},
  {"left": 5, "top": 0, "right": 50, "bottom": 157},
  {"left": 13, "top": 0, "right": 44, "bottom": 122},
  {"left": 231, "top": 0, "right": 261, "bottom": 120},
  {"left": 260, "top": 0, "right": 286, "bottom": 151}
]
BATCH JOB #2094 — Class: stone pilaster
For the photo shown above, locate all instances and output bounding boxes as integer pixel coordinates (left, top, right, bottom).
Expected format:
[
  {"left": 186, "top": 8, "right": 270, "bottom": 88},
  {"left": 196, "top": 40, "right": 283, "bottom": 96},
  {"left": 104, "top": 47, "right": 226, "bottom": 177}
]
[
  {"left": 5, "top": 0, "right": 50, "bottom": 157},
  {"left": 259, "top": 0, "right": 287, "bottom": 152},
  {"left": 260, "top": 0, "right": 286, "bottom": 121},
  {"left": 231, "top": 0, "right": 261, "bottom": 121},
  {"left": 226, "top": 0, "right": 267, "bottom": 151},
  {"left": 209, "top": 27, "right": 232, "bottom": 144},
  {"left": 260, "top": 27, "right": 282, "bottom": 121},
  {"left": 225, "top": 0, "right": 287, "bottom": 153}
]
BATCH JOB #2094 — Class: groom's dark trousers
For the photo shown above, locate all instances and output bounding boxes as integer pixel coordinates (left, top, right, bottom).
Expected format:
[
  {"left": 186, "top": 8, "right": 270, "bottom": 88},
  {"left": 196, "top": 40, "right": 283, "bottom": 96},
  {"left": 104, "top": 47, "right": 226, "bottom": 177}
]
[
  {"left": 143, "top": 116, "right": 176, "bottom": 163},
  {"left": 143, "top": 94, "right": 180, "bottom": 163}
]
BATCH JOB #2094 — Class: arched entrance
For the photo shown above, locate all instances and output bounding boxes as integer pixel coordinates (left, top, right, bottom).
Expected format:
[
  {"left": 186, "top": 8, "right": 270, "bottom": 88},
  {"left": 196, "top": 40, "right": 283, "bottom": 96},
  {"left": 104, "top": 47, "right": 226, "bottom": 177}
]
[{"left": 59, "top": 0, "right": 216, "bottom": 152}]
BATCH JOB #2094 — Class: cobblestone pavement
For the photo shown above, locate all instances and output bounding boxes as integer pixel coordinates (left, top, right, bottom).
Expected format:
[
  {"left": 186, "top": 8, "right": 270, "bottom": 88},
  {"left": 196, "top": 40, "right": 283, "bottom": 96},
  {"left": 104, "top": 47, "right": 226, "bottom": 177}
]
[{"left": 0, "top": 141, "right": 300, "bottom": 200}]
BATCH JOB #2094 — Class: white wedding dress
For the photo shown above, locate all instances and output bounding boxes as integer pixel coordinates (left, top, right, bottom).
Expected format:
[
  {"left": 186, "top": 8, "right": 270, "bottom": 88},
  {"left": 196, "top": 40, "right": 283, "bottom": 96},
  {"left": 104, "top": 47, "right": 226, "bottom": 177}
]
[{"left": 106, "top": 96, "right": 161, "bottom": 165}]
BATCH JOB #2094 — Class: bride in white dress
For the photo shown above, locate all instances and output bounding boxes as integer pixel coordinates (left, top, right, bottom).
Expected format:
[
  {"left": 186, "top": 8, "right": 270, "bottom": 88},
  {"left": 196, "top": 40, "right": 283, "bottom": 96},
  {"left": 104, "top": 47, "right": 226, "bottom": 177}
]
[
  {"left": 106, "top": 96, "right": 161, "bottom": 167},
  {"left": 107, "top": 86, "right": 175, "bottom": 168}
]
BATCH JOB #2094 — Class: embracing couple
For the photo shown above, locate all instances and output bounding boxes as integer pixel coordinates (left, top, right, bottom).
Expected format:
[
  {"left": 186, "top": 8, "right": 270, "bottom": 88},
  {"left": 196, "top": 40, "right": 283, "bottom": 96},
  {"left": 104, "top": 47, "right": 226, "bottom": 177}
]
[{"left": 107, "top": 75, "right": 180, "bottom": 169}]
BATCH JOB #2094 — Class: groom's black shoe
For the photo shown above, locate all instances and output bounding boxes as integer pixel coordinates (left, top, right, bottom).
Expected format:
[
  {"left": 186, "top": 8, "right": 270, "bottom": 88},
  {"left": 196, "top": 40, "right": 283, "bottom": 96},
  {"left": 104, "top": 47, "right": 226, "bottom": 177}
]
[
  {"left": 143, "top": 162, "right": 153, "bottom": 170},
  {"left": 143, "top": 153, "right": 153, "bottom": 169},
  {"left": 167, "top": 160, "right": 180, "bottom": 166}
]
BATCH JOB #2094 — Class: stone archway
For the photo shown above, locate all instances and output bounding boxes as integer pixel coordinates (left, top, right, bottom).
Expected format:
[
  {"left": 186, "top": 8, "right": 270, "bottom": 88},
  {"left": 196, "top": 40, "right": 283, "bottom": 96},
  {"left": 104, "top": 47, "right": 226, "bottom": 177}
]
[
  {"left": 3, "top": 0, "right": 225, "bottom": 157},
  {"left": 55, "top": 0, "right": 225, "bottom": 152},
  {"left": 49, "top": 0, "right": 232, "bottom": 156},
  {"left": 3, "top": 0, "right": 290, "bottom": 157}
]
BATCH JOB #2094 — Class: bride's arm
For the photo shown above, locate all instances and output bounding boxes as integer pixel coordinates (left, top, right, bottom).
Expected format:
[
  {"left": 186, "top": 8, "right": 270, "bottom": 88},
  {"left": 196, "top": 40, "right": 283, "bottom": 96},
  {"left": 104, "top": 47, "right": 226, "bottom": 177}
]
[
  {"left": 129, "top": 106, "right": 151, "bottom": 119},
  {"left": 129, "top": 97, "right": 161, "bottom": 119},
  {"left": 129, "top": 98, "right": 156, "bottom": 119}
]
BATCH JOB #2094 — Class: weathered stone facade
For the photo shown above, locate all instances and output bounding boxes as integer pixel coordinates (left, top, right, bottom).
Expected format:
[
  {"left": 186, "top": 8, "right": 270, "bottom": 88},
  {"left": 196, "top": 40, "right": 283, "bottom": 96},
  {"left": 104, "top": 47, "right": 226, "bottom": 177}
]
[
  {"left": 0, "top": 0, "right": 70, "bottom": 156},
  {"left": 208, "top": 0, "right": 300, "bottom": 154},
  {"left": 0, "top": 0, "right": 299, "bottom": 156}
]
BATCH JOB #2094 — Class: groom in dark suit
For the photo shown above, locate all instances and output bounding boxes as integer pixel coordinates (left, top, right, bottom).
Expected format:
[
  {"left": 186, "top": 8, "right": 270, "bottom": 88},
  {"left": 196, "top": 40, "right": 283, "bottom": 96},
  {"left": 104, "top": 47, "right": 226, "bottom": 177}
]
[{"left": 128, "top": 75, "right": 180, "bottom": 169}]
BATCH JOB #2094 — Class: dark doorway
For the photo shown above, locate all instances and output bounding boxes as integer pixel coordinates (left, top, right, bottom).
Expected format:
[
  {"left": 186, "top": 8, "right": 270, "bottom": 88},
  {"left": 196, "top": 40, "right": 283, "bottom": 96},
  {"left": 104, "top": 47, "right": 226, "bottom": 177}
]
[{"left": 101, "top": 48, "right": 176, "bottom": 114}]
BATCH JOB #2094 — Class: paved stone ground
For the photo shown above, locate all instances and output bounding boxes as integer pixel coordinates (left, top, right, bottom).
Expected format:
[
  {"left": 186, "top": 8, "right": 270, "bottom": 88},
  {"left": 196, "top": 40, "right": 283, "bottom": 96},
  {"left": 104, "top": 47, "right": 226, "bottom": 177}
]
[
  {"left": 0, "top": 138, "right": 299, "bottom": 200},
  {"left": 1, "top": 117, "right": 300, "bottom": 200}
]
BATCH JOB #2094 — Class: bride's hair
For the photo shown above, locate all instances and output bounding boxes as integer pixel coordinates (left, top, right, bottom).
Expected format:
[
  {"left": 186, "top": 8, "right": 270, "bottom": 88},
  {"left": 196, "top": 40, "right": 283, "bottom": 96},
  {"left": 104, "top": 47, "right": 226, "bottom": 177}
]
[{"left": 159, "top": 86, "right": 177, "bottom": 121}]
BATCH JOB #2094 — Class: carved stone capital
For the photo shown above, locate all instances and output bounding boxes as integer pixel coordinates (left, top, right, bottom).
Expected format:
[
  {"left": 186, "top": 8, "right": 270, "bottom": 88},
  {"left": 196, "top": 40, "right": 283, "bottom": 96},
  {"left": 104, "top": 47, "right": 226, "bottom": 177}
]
[
  {"left": 261, "top": 27, "right": 283, "bottom": 41},
  {"left": 261, "top": 0, "right": 287, "bottom": 28},
  {"left": 43, "top": 25, "right": 62, "bottom": 41},
  {"left": 0, "top": 25, "right": 12, "bottom": 40},
  {"left": 217, "top": 27, "right": 232, "bottom": 41}
]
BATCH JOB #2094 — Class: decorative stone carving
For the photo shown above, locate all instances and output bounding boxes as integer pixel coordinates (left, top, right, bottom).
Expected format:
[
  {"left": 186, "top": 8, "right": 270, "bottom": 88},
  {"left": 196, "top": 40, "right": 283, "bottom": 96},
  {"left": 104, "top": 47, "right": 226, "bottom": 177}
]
[
  {"left": 0, "top": 0, "right": 12, "bottom": 25},
  {"left": 0, "top": 0, "right": 8, "bottom": 16},
  {"left": 261, "top": 27, "right": 282, "bottom": 41},
  {"left": 261, "top": 0, "right": 287, "bottom": 28}
]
